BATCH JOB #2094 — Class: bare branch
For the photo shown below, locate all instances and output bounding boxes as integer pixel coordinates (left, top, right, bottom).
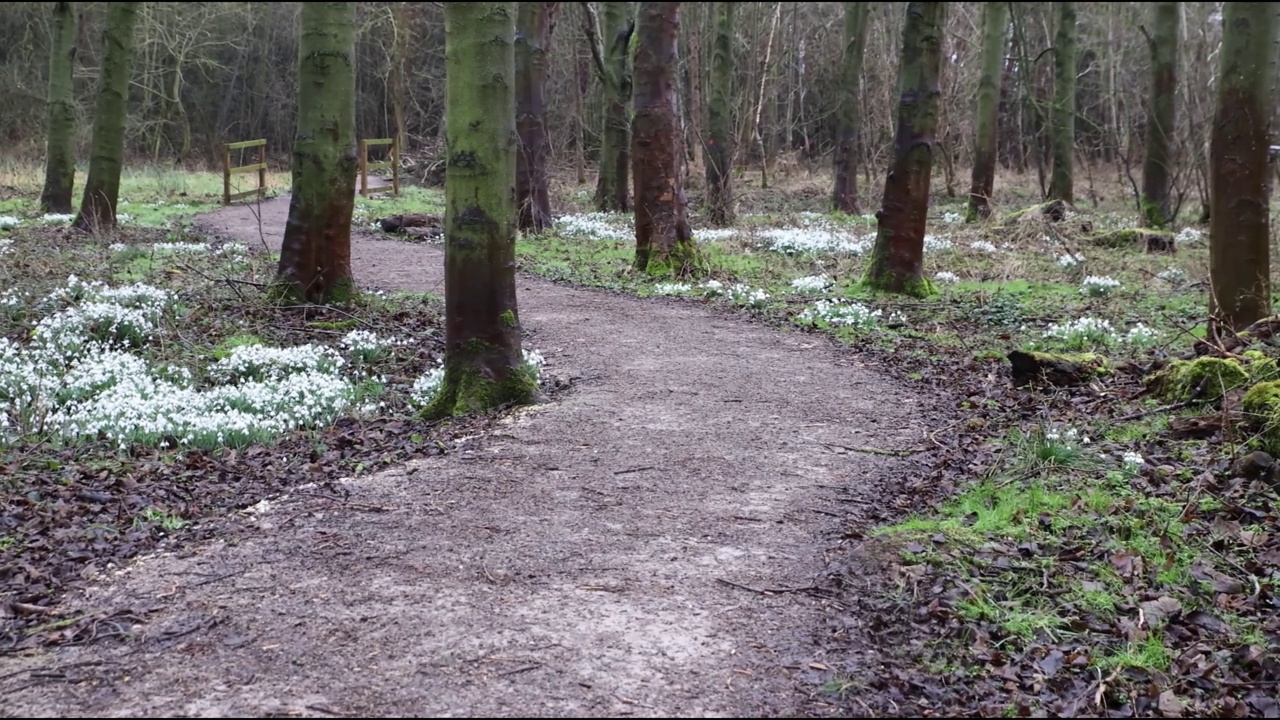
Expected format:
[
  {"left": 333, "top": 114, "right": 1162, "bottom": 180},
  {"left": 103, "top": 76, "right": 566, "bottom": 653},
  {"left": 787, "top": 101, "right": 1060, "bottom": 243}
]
[{"left": 579, "top": 2, "right": 608, "bottom": 86}]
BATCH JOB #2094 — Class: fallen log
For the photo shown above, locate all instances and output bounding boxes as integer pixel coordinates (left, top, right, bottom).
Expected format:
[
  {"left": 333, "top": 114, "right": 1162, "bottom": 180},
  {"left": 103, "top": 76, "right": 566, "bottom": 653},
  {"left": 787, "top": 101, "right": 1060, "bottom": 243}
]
[
  {"left": 377, "top": 213, "right": 443, "bottom": 235},
  {"left": 1007, "top": 350, "right": 1110, "bottom": 388}
]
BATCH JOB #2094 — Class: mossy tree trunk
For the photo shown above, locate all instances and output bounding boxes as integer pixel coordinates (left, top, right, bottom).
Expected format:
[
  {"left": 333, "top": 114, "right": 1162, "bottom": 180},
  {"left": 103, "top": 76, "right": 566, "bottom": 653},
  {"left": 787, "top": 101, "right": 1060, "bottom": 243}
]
[
  {"left": 73, "top": 1, "right": 138, "bottom": 233},
  {"left": 831, "top": 3, "right": 870, "bottom": 215},
  {"left": 1047, "top": 1, "right": 1076, "bottom": 204},
  {"left": 862, "top": 2, "right": 945, "bottom": 297},
  {"left": 966, "top": 1, "right": 1007, "bottom": 222},
  {"left": 275, "top": 2, "right": 358, "bottom": 304},
  {"left": 1140, "top": 2, "right": 1180, "bottom": 228},
  {"left": 703, "top": 2, "right": 735, "bottom": 227},
  {"left": 593, "top": 1, "right": 634, "bottom": 212},
  {"left": 515, "top": 2, "right": 559, "bottom": 233},
  {"left": 1210, "top": 3, "right": 1276, "bottom": 333},
  {"left": 632, "top": 1, "right": 695, "bottom": 273},
  {"left": 40, "top": 2, "right": 77, "bottom": 215},
  {"left": 430, "top": 2, "right": 535, "bottom": 418}
]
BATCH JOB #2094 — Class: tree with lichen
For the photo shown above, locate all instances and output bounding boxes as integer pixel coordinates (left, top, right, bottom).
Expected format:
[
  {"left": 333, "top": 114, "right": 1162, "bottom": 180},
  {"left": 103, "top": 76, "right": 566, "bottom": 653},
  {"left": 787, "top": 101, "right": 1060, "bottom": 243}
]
[
  {"left": 583, "top": 1, "right": 635, "bottom": 212},
  {"left": 704, "top": 2, "right": 735, "bottom": 227},
  {"left": 632, "top": 1, "right": 695, "bottom": 273},
  {"left": 515, "top": 2, "right": 559, "bottom": 232},
  {"left": 965, "top": 1, "right": 1007, "bottom": 222},
  {"left": 1140, "top": 2, "right": 1180, "bottom": 228},
  {"left": 862, "top": 2, "right": 945, "bottom": 297},
  {"left": 1047, "top": 1, "right": 1075, "bottom": 204},
  {"left": 831, "top": 3, "right": 869, "bottom": 215},
  {"left": 428, "top": 2, "right": 535, "bottom": 419},
  {"left": 73, "top": 1, "right": 138, "bottom": 232},
  {"left": 1209, "top": 3, "right": 1275, "bottom": 333},
  {"left": 274, "top": 2, "right": 357, "bottom": 304},
  {"left": 40, "top": 2, "right": 77, "bottom": 214}
]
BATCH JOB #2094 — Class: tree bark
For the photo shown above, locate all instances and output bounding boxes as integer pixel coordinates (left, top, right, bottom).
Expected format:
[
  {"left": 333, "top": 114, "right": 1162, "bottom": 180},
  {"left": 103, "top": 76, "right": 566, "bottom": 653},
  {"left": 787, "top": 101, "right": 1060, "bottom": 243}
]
[
  {"left": 863, "top": 2, "right": 945, "bottom": 297},
  {"left": 831, "top": 3, "right": 870, "bottom": 215},
  {"left": 1047, "top": 1, "right": 1076, "bottom": 204},
  {"left": 73, "top": 2, "right": 139, "bottom": 233},
  {"left": 515, "top": 2, "right": 559, "bottom": 232},
  {"left": 1140, "top": 2, "right": 1180, "bottom": 228},
  {"left": 391, "top": 2, "right": 411, "bottom": 156},
  {"left": 632, "top": 2, "right": 695, "bottom": 273},
  {"left": 431, "top": 2, "right": 534, "bottom": 418},
  {"left": 274, "top": 2, "right": 358, "bottom": 304},
  {"left": 1210, "top": 3, "right": 1276, "bottom": 332},
  {"left": 41, "top": 2, "right": 77, "bottom": 214},
  {"left": 703, "top": 2, "right": 735, "bottom": 227},
  {"left": 591, "top": 1, "right": 634, "bottom": 212},
  {"left": 966, "top": 1, "right": 1008, "bottom": 222}
]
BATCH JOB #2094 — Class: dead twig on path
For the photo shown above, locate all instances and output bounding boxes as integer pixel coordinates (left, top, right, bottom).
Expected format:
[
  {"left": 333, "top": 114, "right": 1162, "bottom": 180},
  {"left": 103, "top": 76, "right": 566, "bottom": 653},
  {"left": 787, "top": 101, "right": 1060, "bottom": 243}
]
[
  {"left": 290, "top": 491, "right": 392, "bottom": 513},
  {"left": 820, "top": 442, "right": 926, "bottom": 457},
  {"left": 716, "top": 578, "right": 818, "bottom": 596},
  {"left": 613, "top": 465, "right": 659, "bottom": 475}
]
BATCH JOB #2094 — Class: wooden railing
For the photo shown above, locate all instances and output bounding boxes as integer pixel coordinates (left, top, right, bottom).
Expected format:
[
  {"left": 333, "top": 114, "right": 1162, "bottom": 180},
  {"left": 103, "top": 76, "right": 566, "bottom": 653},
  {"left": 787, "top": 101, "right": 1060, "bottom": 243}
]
[
  {"left": 222, "top": 139, "right": 267, "bottom": 205},
  {"left": 358, "top": 138, "right": 400, "bottom": 197}
]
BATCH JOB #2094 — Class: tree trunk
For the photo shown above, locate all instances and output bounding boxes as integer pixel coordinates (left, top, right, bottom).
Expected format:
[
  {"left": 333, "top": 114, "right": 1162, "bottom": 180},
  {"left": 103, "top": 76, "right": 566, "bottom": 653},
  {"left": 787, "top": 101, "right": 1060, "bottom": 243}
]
[
  {"left": 966, "top": 1, "right": 1007, "bottom": 222},
  {"left": 1140, "top": 2, "right": 1180, "bottom": 228},
  {"left": 40, "top": 2, "right": 77, "bottom": 215},
  {"left": 432, "top": 2, "right": 534, "bottom": 418},
  {"left": 1047, "top": 1, "right": 1076, "bottom": 204},
  {"left": 831, "top": 3, "right": 870, "bottom": 215},
  {"left": 632, "top": 2, "right": 695, "bottom": 273},
  {"left": 1210, "top": 3, "right": 1276, "bottom": 332},
  {"left": 391, "top": 2, "right": 411, "bottom": 156},
  {"left": 704, "top": 2, "right": 735, "bottom": 227},
  {"left": 863, "top": 2, "right": 945, "bottom": 297},
  {"left": 594, "top": 1, "right": 633, "bottom": 212},
  {"left": 274, "top": 2, "right": 358, "bottom": 304},
  {"left": 515, "top": 2, "right": 559, "bottom": 232},
  {"left": 574, "top": 34, "right": 589, "bottom": 185},
  {"left": 73, "top": 2, "right": 139, "bottom": 233}
]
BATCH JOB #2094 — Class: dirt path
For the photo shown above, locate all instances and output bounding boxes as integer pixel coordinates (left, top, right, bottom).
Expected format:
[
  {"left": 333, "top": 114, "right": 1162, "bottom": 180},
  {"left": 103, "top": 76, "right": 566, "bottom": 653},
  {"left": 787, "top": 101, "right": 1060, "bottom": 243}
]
[{"left": 2, "top": 194, "right": 929, "bottom": 717}]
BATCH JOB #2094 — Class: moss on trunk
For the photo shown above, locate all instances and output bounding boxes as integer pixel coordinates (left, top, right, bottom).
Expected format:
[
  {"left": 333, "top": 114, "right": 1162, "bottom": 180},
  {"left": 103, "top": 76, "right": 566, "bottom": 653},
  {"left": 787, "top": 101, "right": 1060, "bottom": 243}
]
[
  {"left": 704, "top": 2, "right": 736, "bottom": 227},
  {"left": 274, "top": 2, "right": 358, "bottom": 305},
  {"left": 1047, "top": 2, "right": 1076, "bottom": 204},
  {"left": 831, "top": 3, "right": 870, "bottom": 216},
  {"left": 966, "top": 1, "right": 1008, "bottom": 222},
  {"left": 515, "top": 2, "right": 559, "bottom": 233},
  {"left": 1209, "top": 3, "right": 1275, "bottom": 332},
  {"left": 430, "top": 2, "right": 535, "bottom": 420},
  {"left": 73, "top": 2, "right": 139, "bottom": 233},
  {"left": 631, "top": 2, "right": 696, "bottom": 274},
  {"left": 863, "top": 2, "right": 945, "bottom": 297},
  {"left": 40, "top": 2, "right": 77, "bottom": 215}
]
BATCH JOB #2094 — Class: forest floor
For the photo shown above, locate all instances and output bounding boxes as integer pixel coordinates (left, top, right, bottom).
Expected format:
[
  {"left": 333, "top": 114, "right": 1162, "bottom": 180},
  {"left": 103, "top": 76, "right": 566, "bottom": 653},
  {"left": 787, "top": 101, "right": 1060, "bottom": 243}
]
[
  {"left": 2, "top": 165, "right": 1278, "bottom": 717},
  {"left": 0, "top": 179, "right": 932, "bottom": 716}
]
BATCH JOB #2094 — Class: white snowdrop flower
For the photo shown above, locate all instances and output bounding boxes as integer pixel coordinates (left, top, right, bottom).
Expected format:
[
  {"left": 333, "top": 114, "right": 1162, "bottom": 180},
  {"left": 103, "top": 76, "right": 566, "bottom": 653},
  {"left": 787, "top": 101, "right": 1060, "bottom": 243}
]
[
  {"left": 790, "top": 275, "right": 833, "bottom": 293},
  {"left": 1123, "top": 323, "right": 1159, "bottom": 346},
  {"left": 1057, "top": 254, "right": 1082, "bottom": 267},
  {"left": 522, "top": 348, "right": 546, "bottom": 376},
  {"left": 701, "top": 280, "right": 725, "bottom": 297},
  {"left": 726, "top": 284, "right": 769, "bottom": 309},
  {"left": 151, "top": 242, "right": 209, "bottom": 254},
  {"left": 0, "top": 216, "right": 20, "bottom": 229},
  {"left": 934, "top": 271, "right": 960, "bottom": 284},
  {"left": 968, "top": 240, "right": 1000, "bottom": 253},
  {"left": 1080, "top": 275, "right": 1122, "bottom": 297},
  {"left": 694, "top": 228, "right": 739, "bottom": 241},
  {"left": 1175, "top": 227, "right": 1204, "bottom": 245},
  {"left": 797, "top": 298, "right": 886, "bottom": 331},
  {"left": 924, "top": 234, "right": 953, "bottom": 251},
  {"left": 1044, "top": 316, "right": 1117, "bottom": 346},
  {"left": 39, "top": 213, "right": 75, "bottom": 225},
  {"left": 210, "top": 343, "right": 345, "bottom": 384},
  {"left": 1156, "top": 267, "right": 1187, "bottom": 284},
  {"left": 554, "top": 213, "right": 633, "bottom": 241},
  {"left": 1122, "top": 450, "right": 1144, "bottom": 468},
  {"left": 116, "top": 213, "right": 133, "bottom": 223},
  {"left": 756, "top": 227, "right": 874, "bottom": 255},
  {"left": 0, "top": 238, "right": 13, "bottom": 256},
  {"left": 108, "top": 242, "right": 130, "bottom": 252},
  {"left": 653, "top": 282, "right": 692, "bottom": 296},
  {"left": 940, "top": 211, "right": 963, "bottom": 225}
]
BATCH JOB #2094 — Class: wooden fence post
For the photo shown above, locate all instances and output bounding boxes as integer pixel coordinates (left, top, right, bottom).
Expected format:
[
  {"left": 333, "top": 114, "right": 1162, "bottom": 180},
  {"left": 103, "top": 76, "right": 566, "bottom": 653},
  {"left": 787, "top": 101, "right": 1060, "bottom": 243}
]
[
  {"left": 223, "top": 145, "right": 232, "bottom": 205},
  {"left": 359, "top": 139, "right": 369, "bottom": 197},
  {"left": 257, "top": 142, "right": 267, "bottom": 201}
]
